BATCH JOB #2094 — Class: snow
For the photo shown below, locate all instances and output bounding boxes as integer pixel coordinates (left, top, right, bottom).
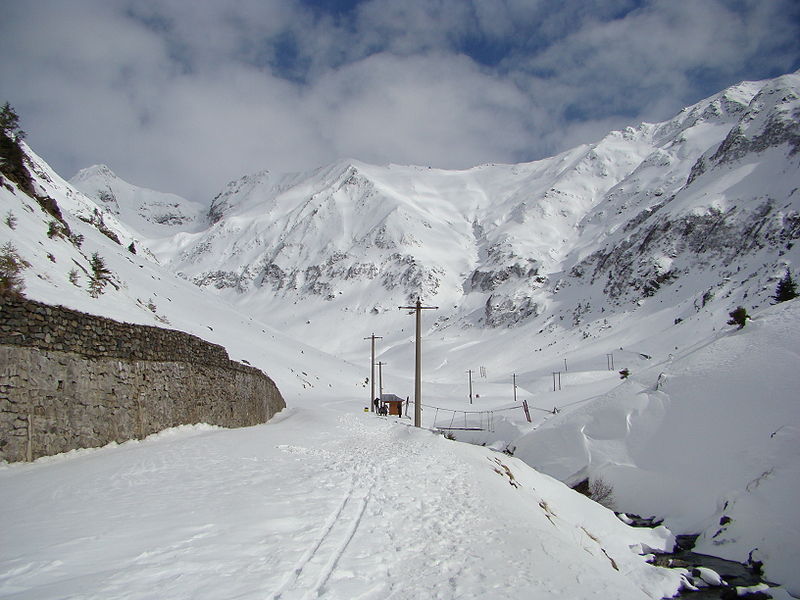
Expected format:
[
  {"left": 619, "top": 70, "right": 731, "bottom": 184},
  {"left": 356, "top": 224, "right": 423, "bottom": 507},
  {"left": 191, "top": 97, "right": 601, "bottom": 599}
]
[
  {"left": 514, "top": 300, "right": 800, "bottom": 594},
  {"left": 694, "top": 567, "right": 725, "bottom": 587},
  {"left": 0, "top": 410, "right": 683, "bottom": 599}
]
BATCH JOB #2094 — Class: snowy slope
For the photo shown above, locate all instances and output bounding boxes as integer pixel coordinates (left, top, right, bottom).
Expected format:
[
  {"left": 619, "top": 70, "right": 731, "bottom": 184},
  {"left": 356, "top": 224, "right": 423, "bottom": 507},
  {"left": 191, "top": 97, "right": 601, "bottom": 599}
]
[
  {"left": 513, "top": 300, "right": 800, "bottom": 592},
  {"left": 0, "top": 408, "right": 685, "bottom": 600},
  {"left": 0, "top": 144, "right": 364, "bottom": 406},
  {"left": 70, "top": 164, "right": 207, "bottom": 238}
]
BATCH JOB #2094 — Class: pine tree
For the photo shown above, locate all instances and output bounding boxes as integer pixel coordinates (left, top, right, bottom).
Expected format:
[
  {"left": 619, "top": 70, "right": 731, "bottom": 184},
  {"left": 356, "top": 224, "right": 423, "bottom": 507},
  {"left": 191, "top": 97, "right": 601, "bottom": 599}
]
[
  {"left": 772, "top": 270, "right": 798, "bottom": 304},
  {"left": 88, "top": 252, "right": 112, "bottom": 297},
  {"left": 0, "top": 102, "right": 33, "bottom": 196},
  {"left": 0, "top": 242, "right": 30, "bottom": 296},
  {"left": 0, "top": 102, "right": 25, "bottom": 139}
]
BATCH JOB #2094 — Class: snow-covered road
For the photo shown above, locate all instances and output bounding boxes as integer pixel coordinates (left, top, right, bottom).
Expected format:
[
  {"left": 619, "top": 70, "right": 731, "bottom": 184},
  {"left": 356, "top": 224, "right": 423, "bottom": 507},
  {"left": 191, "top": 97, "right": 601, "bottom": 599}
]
[{"left": 1, "top": 406, "right": 684, "bottom": 599}]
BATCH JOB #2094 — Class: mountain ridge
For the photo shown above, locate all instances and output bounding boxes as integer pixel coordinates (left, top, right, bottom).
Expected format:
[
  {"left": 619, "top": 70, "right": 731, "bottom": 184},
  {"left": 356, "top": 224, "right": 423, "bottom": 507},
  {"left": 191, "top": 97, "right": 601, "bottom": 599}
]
[{"left": 63, "top": 72, "right": 800, "bottom": 369}]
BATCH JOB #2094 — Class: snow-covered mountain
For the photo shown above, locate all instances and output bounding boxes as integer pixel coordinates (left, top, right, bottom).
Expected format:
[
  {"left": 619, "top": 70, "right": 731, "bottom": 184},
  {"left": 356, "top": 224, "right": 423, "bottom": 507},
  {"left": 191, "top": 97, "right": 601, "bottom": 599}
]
[
  {"left": 2, "top": 70, "right": 799, "bottom": 595},
  {"left": 126, "top": 72, "right": 800, "bottom": 370},
  {"left": 70, "top": 164, "right": 207, "bottom": 239},
  {"left": 0, "top": 143, "right": 361, "bottom": 405}
]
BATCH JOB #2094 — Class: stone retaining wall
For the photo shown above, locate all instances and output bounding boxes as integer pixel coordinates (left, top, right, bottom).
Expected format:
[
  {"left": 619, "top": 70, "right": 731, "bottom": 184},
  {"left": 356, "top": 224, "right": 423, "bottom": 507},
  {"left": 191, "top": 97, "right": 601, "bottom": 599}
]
[{"left": 0, "top": 296, "right": 285, "bottom": 462}]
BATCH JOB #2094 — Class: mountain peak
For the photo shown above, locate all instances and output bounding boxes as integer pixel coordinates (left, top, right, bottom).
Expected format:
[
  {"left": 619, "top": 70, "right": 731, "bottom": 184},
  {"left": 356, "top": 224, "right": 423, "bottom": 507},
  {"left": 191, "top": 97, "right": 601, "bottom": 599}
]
[
  {"left": 69, "top": 165, "right": 205, "bottom": 236},
  {"left": 71, "top": 163, "right": 118, "bottom": 183}
]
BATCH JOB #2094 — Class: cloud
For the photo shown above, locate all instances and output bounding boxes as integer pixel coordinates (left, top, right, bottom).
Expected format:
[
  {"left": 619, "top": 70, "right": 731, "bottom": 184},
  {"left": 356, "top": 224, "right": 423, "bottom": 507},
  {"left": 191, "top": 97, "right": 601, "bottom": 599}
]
[
  {"left": 304, "top": 52, "right": 536, "bottom": 167},
  {"left": 1, "top": 0, "right": 797, "bottom": 201},
  {"left": 515, "top": 0, "right": 800, "bottom": 119}
]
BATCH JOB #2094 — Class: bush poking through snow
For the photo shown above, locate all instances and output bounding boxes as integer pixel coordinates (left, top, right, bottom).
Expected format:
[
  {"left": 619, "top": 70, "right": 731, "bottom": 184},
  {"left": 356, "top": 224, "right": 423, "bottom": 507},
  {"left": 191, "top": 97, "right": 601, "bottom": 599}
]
[
  {"left": 573, "top": 477, "right": 615, "bottom": 509},
  {"left": 69, "top": 232, "right": 84, "bottom": 248},
  {"left": 589, "top": 477, "right": 615, "bottom": 509},
  {"left": 619, "top": 368, "right": 630, "bottom": 379},
  {"left": 727, "top": 306, "right": 750, "bottom": 329},
  {"left": 47, "top": 219, "right": 66, "bottom": 239}
]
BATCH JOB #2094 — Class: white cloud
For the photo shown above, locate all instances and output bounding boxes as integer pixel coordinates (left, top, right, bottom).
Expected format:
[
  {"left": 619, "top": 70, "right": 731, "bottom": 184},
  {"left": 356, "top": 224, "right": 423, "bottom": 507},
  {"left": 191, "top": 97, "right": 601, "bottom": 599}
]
[
  {"left": 1, "top": 0, "right": 797, "bottom": 201},
  {"left": 304, "top": 52, "right": 535, "bottom": 168}
]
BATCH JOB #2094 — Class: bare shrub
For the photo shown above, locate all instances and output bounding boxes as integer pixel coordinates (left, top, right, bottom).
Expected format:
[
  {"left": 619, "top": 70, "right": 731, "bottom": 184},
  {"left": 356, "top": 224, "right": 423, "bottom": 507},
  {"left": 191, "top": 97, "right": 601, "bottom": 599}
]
[{"left": 589, "top": 477, "right": 615, "bottom": 509}]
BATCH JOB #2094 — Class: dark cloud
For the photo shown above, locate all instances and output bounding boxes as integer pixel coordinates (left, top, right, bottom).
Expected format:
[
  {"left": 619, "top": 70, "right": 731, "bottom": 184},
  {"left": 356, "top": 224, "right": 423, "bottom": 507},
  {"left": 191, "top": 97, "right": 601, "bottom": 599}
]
[{"left": 1, "top": 0, "right": 797, "bottom": 202}]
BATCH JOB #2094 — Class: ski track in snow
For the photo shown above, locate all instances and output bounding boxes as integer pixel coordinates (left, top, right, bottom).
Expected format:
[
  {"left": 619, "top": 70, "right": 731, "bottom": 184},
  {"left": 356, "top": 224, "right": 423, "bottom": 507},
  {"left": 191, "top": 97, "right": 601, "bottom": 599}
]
[
  {"left": 268, "top": 413, "right": 498, "bottom": 600},
  {"left": 270, "top": 474, "right": 374, "bottom": 600}
]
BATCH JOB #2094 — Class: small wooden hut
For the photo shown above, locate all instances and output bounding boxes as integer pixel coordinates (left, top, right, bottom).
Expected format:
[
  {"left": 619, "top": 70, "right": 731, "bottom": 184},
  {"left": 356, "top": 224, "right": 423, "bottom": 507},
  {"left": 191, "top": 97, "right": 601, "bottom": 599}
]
[{"left": 380, "top": 393, "right": 405, "bottom": 417}]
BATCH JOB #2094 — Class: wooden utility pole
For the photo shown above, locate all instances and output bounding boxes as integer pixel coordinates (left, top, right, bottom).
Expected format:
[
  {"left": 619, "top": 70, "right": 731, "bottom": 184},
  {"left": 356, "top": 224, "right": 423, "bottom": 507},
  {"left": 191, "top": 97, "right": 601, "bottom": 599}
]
[
  {"left": 364, "top": 333, "right": 383, "bottom": 411},
  {"left": 467, "top": 369, "right": 474, "bottom": 404},
  {"left": 398, "top": 298, "right": 438, "bottom": 427}
]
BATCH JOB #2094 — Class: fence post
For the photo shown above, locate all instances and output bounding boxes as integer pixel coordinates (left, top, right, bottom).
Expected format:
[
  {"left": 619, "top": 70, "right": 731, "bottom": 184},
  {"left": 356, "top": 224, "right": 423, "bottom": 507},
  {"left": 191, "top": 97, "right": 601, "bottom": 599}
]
[{"left": 552, "top": 371, "right": 562, "bottom": 391}]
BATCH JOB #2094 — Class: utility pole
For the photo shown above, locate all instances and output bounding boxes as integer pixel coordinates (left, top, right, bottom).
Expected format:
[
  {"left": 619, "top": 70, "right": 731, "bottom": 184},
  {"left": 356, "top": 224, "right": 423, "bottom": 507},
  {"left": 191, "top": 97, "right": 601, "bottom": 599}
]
[
  {"left": 398, "top": 298, "right": 438, "bottom": 427},
  {"left": 467, "top": 369, "right": 474, "bottom": 404},
  {"left": 377, "top": 361, "right": 387, "bottom": 400},
  {"left": 513, "top": 373, "right": 517, "bottom": 402},
  {"left": 552, "top": 371, "right": 562, "bottom": 391},
  {"left": 364, "top": 333, "right": 383, "bottom": 411}
]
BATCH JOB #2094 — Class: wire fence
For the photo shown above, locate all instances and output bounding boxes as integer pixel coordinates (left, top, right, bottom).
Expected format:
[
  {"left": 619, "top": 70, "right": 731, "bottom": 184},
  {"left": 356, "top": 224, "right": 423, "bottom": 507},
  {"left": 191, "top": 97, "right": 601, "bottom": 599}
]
[
  {"left": 422, "top": 398, "right": 567, "bottom": 432},
  {"left": 425, "top": 405, "right": 496, "bottom": 432}
]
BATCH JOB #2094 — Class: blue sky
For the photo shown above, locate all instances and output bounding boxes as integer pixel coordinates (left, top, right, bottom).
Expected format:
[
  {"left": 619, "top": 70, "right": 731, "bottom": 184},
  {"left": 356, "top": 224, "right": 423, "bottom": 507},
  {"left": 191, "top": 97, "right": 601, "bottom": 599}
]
[{"left": 2, "top": 0, "right": 798, "bottom": 201}]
